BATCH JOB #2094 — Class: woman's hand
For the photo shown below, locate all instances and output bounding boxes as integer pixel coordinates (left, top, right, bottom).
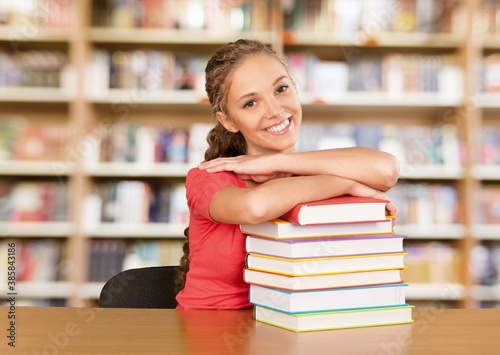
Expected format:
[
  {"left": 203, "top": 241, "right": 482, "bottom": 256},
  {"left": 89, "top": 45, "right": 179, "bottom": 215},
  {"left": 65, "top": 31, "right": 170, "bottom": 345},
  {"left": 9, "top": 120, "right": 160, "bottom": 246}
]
[
  {"left": 199, "top": 155, "right": 292, "bottom": 183},
  {"left": 349, "top": 181, "right": 398, "bottom": 225},
  {"left": 199, "top": 154, "right": 279, "bottom": 175}
]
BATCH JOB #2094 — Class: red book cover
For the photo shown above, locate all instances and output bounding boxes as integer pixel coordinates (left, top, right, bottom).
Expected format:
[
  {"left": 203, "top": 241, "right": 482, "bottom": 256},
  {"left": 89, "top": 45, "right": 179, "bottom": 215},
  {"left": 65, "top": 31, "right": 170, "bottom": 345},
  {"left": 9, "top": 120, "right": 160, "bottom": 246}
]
[{"left": 280, "top": 195, "right": 389, "bottom": 226}]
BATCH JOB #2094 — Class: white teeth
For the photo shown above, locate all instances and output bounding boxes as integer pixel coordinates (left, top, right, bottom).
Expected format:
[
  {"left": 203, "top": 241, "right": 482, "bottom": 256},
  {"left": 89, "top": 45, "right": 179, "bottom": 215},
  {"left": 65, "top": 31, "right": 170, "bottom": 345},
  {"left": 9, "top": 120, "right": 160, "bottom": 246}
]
[{"left": 266, "top": 119, "right": 290, "bottom": 133}]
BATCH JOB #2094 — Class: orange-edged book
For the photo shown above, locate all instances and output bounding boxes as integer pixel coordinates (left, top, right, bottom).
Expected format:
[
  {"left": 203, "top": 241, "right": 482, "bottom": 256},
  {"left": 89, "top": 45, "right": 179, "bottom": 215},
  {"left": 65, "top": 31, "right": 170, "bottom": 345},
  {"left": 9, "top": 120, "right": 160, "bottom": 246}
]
[
  {"left": 245, "top": 252, "right": 407, "bottom": 276},
  {"left": 240, "top": 218, "right": 394, "bottom": 240},
  {"left": 280, "top": 195, "right": 389, "bottom": 225},
  {"left": 254, "top": 304, "right": 414, "bottom": 332},
  {"left": 243, "top": 268, "right": 405, "bottom": 292}
]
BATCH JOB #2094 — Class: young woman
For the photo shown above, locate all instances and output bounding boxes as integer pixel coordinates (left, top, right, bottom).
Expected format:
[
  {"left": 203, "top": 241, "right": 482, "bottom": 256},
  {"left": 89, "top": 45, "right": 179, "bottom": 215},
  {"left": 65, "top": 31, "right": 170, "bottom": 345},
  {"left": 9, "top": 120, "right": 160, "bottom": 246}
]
[{"left": 175, "top": 39, "right": 399, "bottom": 309}]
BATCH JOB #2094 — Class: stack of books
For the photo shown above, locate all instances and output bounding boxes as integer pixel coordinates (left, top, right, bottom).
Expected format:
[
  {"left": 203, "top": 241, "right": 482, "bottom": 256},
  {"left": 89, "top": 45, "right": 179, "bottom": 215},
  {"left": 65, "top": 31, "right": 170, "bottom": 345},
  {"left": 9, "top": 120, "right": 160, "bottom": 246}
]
[{"left": 240, "top": 195, "right": 413, "bottom": 332}]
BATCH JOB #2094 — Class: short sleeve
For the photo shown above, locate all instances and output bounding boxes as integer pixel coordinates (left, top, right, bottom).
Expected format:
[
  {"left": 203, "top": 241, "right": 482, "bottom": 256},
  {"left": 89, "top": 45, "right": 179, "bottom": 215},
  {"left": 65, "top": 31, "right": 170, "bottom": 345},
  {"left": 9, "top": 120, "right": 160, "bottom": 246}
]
[{"left": 186, "top": 167, "right": 245, "bottom": 221}]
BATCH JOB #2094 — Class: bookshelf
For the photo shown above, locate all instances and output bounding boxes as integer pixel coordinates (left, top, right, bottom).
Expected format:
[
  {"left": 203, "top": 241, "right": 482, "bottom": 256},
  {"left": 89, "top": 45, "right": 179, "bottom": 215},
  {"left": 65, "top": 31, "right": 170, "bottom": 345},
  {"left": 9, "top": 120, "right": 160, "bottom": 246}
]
[{"left": 0, "top": 0, "right": 499, "bottom": 308}]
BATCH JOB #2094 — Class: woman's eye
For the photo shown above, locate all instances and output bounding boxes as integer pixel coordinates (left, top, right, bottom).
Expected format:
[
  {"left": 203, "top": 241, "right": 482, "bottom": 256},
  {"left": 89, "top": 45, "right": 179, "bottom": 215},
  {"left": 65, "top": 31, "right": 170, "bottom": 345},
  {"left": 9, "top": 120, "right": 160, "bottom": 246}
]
[
  {"left": 243, "top": 100, "right": 256, "bottom": 108},
  {"left": 276, "top": 85, "right": 289, "bottom": 94}
]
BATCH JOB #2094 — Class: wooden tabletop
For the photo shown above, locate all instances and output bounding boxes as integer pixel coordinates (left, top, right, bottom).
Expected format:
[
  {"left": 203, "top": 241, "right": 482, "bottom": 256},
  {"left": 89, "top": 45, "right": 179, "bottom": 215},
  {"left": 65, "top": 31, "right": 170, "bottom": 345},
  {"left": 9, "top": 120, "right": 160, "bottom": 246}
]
[{"left": 2, "top": 306, "right": 500, "bottom": 354}]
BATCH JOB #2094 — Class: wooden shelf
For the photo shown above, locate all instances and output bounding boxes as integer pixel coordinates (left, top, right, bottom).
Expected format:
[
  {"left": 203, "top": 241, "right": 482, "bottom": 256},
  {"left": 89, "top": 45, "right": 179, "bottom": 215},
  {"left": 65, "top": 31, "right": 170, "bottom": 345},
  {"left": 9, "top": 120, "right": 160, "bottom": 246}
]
[
  {"left": 83, "top": 162, "right": 192, "bottom": 178},
  {"left": 471, "top": 165, "right": 500, "bottom": 180},
  {"left": 482, "top": 34, "right": 500, "bottom": 50},
  {"left": 86, "top": 222, "right": 186, "bottom": 238},
  {"left": 299, "top": 92, "right": 463, "bottom": 108},
  {"left": 87, "top": 89, "right": 208, "bottom": 106},
  {"left": 0, "top": 222, "right": 73, "bottom": 237},
  {"left": 477, "top": 94, "right": 500, "bottom": 109},
  {"left": 285, "top": 32, "right": 465, "bottom": 49},
  {"left": 473, "top": 285, "right": 500, "bottom": 302},
  {"left": 471, "top": 225, "right": 500, "bottom": 240},
  {"left": 0, "top": 26, "right": 72, "bottom": 43},
  {"left": 398, "top": 165, "right": 465, "bottom": 180},
  {"left": 0, "top": 161, "right": 73, "bottom": 176},
  {"left": 0, "top": 87, "right": 73, "bottom": 103},
  {"left": 88, "top": 27, "right": 275, "bottom": 45},
  {"left": 80, "top": 282, "right": 104, "bottom": 300},
  {"left": 0, "top": 282, "right": 73, "bottom": 299},
  {"left": 406, "top": 283, "right": 465, "bottom": 301},
  {"left": 395, "top": 224, "right": 466, "bottom": 240}
]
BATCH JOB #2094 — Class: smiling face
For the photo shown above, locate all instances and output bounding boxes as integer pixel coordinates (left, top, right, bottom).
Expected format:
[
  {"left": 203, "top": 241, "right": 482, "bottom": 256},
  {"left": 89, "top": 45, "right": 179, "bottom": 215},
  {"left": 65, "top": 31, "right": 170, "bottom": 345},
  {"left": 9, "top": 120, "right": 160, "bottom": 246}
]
[{"left": 216, "top": 53, "right": 302, "bottom": 156}]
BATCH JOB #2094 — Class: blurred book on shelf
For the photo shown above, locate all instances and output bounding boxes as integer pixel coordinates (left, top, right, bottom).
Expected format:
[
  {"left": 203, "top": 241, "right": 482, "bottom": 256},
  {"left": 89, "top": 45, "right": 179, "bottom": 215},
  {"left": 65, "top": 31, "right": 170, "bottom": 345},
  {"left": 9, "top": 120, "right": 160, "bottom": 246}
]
[
  {"left": 479, "top": 185, "right": 500, "bottom": 224},
  {"left": 0, "top": 118, "right": 70, "bottom": 162},
  {"left": 0, "top": 51, "right": 69, "bottom": 88},
  {"left": 387, "top": 182, "right": 460, "bottom": 226},
  {"left": 85, "top": 180, "right": 188, "bottom": 225},
  {"left": 476, "top": 2, "right": 500, "bottom": 36},
  {"left": 284, "top": 0, "right": 465, "bottom": 37},
  {"left": 479, "top": 126, "right": 500, "bottom": 165},
  {"left": 90, "top": 0, "right": 272, "bottom": 32},
  {"left": 285, "top": 52, "right": 464, "bottom": 102},
  {"left": 87, "top": 239, "right": 183, "bottom": 282},
  {"left": 402, "top": 241, "right": 461, "bottom": 284},
  {"left": 0, "top": 0, "right": 75, "bottom": 30},
  {"left": 0, "top": 239, "right": 63, "bottom": 283},
  {"left": 82, "top": 121, "right": 215, "bottom": 167},
  {"left": 0, "top": 180, "right": 68, "bottom": 222},
  {"left": 296, "top": 122, "right": 463, "bottom": 168},
  {"left": 88, "top": 239, "right": 126, "bottom": 282},
  {"left": 470, "top": 243, "right": 500, "bottom": 287}
]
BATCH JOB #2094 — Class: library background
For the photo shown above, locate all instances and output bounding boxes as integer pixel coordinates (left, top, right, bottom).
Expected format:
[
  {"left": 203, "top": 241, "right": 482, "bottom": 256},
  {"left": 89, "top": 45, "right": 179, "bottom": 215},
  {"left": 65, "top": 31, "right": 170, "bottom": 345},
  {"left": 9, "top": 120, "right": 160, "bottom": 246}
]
[{"left": 0, "top": 0, "right": 499, "bottom": 308}]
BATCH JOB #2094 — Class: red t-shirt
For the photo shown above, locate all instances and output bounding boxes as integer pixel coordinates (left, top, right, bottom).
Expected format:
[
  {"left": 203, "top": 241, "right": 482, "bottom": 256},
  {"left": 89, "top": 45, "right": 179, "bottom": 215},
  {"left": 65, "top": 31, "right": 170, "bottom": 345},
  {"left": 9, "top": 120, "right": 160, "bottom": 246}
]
[{"left": 176, "top": 167, "right": 252, "bottom": 309}]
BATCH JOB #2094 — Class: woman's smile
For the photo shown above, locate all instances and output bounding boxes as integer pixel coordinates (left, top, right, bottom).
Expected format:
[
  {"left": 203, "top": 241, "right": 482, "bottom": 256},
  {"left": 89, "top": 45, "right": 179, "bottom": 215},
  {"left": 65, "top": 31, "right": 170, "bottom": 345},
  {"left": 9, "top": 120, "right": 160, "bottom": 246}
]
[{"left": 264, "top": 117, "right": 293, "bottom": 135}]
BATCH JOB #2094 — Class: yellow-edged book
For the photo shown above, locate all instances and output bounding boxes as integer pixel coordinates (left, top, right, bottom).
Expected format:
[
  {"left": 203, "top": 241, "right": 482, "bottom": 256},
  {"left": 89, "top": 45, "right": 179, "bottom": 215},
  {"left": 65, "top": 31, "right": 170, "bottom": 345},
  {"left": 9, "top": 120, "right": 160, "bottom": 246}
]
[{"left": 245, "top": 252, "right": 407, "bottom": 276}]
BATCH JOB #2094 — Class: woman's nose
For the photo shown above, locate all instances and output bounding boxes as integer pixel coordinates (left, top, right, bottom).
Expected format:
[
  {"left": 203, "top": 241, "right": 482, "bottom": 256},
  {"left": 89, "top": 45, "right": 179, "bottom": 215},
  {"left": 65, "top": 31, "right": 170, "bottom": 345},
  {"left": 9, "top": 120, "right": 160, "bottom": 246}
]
[{"left": 263, "top": 98, "right": 283, "bottom": 119}]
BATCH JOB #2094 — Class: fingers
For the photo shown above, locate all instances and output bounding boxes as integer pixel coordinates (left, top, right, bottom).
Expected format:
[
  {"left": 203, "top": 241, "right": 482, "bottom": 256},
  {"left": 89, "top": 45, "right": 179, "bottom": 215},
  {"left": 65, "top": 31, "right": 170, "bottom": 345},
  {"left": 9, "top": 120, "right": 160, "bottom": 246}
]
[
  {"left": 385, "top": 201, "right": 398, "bottom": 217},
  {"left": 198, "top": 157, "right": 241, "bottom": 173},
  {"left": 198, "top": 155, "right": 275, "bottom": 175},
  {"left": 385, "top": 201, "right": 398, "bottom": 228}
]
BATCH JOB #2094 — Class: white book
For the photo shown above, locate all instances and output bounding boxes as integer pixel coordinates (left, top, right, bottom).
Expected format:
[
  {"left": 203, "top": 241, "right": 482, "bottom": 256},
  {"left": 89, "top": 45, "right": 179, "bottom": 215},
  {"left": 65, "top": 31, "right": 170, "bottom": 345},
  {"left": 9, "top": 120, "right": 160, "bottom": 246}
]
[
  {"left": 135, "top": 126, "right": 156, "bottom": 166},
  {"left": 249, "top": 283, "right": 407, "bottom": 313}
]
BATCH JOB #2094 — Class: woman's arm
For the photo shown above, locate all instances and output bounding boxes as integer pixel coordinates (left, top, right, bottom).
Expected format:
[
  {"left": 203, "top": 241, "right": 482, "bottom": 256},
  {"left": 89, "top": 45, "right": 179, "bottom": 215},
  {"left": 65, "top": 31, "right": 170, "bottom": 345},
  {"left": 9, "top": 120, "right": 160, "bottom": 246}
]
[
  {"left": 209, "top": 174, "right": 396, "bottom": 225},
  {"left": 199, "top": 148, "right": 400, "bottom": 192}
]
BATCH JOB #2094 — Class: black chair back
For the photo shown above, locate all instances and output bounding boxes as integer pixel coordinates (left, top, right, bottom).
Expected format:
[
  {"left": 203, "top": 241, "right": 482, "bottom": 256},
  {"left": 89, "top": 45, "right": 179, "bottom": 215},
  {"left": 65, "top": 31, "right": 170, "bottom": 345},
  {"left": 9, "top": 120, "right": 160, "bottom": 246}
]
[{"left": 99, "top": 266, "right": 179, "bottom": 309}]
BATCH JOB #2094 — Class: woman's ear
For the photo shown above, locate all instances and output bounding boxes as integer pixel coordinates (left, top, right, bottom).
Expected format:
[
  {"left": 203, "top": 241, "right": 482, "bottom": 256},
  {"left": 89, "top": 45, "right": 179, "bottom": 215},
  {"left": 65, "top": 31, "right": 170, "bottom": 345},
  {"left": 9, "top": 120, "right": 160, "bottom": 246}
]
[{"left": 216, "top": 111, "right": 239, "bottom": 133}]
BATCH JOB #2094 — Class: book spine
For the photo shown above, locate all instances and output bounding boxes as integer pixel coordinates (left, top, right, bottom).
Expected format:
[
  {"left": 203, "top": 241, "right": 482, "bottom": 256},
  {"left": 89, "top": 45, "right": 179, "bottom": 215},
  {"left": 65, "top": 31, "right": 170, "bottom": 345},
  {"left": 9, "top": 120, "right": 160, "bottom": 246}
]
[
  {"left": 94, "top": 180, "right": 188, "bottom": 224},
  {"left": 1, "top": 181, "right": 68, "bottom": 222},
  {"left": 297, "top": 122, "right": 463, "bottom": 167}
]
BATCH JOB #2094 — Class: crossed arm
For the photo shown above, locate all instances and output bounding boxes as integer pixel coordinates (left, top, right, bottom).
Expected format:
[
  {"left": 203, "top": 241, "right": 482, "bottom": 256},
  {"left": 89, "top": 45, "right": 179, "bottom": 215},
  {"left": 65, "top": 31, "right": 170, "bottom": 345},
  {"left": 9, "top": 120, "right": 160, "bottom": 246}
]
[{"left": 199, "top": 148, "right": 400, "bottom": 225}]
